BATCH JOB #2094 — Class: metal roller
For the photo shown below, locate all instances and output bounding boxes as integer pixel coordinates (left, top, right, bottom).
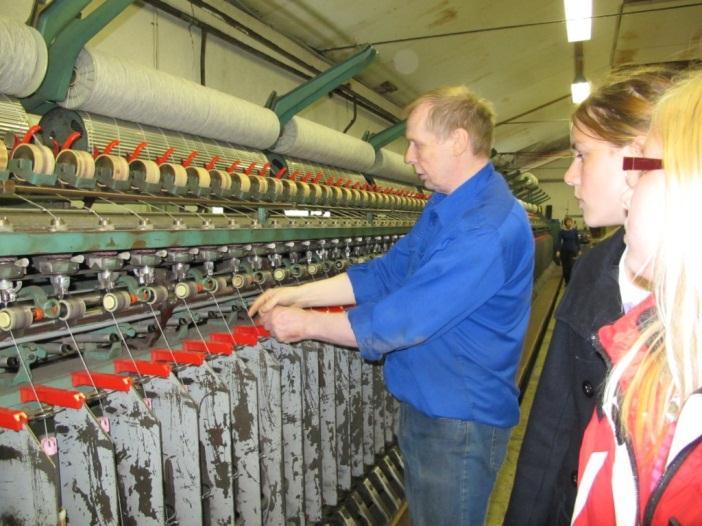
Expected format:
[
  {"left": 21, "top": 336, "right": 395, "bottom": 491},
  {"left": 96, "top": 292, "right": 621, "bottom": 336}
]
[
  {"left": 138, "top": 285, "right": 169, "bottom": 305},
  {"left": 174, "top": 281, "right": 201, "bottom": 300},
  {"left": 102, "top": 290, "right": 134, "bottom": 313},
  {"left": 50, "top": 298, "right": 87, "bottom": 321},
  {"left": 0, "top": 305, "right": 36, "bottom": 331},
  {"left": 232, "top": 272, "right": 255, "bottom": 289}
]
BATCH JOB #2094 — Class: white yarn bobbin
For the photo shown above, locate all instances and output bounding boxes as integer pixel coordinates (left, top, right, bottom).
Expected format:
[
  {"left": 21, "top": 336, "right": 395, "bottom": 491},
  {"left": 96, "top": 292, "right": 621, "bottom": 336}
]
[
  {"left": 327, "top": 186, "right": 341, "bottom": 206},
  {"left": 129, "top": 159, "right": 160, "bottom": 187},
  {"left": 186, "top": 166, "right": 211, "bottom": 189},
  {"left": 297, "top": 181, "right": 312, "bottom": 203},
  {"left": 250, "top": 175, "right": 268, "bottom": 199},
  {"left": 95, "top": 154, "right": 129, "bottom": 182},
  {"left": 266, "top": 177, "right": 284, "bottom": 201},
  {"left": 210, "top": 170, "right": 231, "bottom": 192},
  {"left": 280, "top": 179, "right": 297, "bottom": 202},
  {"left": 161, "top": 163, "right": 188, "bottom": 189},
  {"left": 56, "top": 149, "right": 96, "bottom": 181},
  {"left": 317, "top": 184, "right": 331, "bottom": 205},
  {"left": 308, "top": 183, "right": 324, "bottom": 205},
  {"left": 0, "top": 139, "right": 8, "bottom": 171},
  {"left": 231, "top": 173, "right": 252, "bottom": 199},
  {"left": 12, "top": 143, "right": 55, "bottom": 176},
  {"left": 0, "top": 17, "right": 48, "bottom": 97}
]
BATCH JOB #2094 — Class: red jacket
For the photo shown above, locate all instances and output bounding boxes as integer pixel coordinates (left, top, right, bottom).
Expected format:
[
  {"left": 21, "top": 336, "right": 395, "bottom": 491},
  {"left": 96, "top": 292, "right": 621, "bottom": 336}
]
[{"left": 572, "top": 295, "right": 702, "bottom": 526}]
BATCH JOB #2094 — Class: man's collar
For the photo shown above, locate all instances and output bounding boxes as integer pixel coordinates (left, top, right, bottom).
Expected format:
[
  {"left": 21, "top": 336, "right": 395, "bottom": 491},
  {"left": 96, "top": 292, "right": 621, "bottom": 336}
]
[{"left": 428, "top": 162, "right": 494, "bottom": 226}]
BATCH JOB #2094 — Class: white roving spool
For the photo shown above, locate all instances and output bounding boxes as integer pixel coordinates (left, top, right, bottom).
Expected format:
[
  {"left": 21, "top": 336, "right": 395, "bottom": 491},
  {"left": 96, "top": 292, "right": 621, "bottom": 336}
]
[
  {"left": 61, "top": 48, "right": 280, "bottom": 150},
  {"left": 272, "top": 116, "right": 376, "bottom": 173},
  {"left": 0, "top": 17, "right": 48, "bottom": 97},
  {"left": 367, "top": 148, "right": 418, "bottom": 185}
]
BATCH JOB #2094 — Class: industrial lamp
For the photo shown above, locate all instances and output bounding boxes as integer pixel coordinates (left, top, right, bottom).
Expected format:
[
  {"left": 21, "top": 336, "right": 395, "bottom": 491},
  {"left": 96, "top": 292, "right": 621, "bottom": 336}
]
[
  {"left": 571, "top": 74, "right": 590, "bottom": 103},
  {"left": 564, "top": 0, "right": 592, "bottom": 42},
  {"left": 570, "top": 42, "right": 590, "bottom": 103}
]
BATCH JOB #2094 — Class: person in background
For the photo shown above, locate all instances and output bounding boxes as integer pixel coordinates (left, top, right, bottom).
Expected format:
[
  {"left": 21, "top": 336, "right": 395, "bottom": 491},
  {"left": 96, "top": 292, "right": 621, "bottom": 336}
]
[
  {"left": 249, "top": 86, "right": 535, "bottom": 526},
  {"left": 572, "top": 69, "right": 702, "bottom": 526},
  {"left": 556, "top": 216, "right": 580, "bottom": 284},
  {"left": 504, "top": 66, "right": 678, "bottom": 525}
]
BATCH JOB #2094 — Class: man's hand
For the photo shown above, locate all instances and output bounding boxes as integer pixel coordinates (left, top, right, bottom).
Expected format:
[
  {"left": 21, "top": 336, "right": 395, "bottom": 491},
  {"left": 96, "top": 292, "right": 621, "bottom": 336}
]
[
  {"left": 248, "top": 286, "right": 301, "bottom": 318},
  {"left": 259, "top": 306, "right": 310, "bottom": 343}
]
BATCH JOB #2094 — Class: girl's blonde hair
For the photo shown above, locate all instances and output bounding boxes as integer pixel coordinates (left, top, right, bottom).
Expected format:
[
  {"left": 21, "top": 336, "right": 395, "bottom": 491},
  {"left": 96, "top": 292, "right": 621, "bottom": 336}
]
[{"left": 609, "top": 71, "right": 702, "bottom": 448}]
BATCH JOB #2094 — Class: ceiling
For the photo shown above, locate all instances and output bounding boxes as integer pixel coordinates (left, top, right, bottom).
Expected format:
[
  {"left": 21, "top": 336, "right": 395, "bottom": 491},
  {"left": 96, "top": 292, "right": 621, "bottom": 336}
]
[{"left": 229, "top": 0, "right": 701, "bottom": 179}]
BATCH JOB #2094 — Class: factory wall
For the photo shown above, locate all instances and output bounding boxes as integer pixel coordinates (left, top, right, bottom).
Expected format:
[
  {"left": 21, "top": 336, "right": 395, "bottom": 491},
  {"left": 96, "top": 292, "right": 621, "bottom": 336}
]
[{"left": 5, "top": 0, "right": 409, "bottom": 156}]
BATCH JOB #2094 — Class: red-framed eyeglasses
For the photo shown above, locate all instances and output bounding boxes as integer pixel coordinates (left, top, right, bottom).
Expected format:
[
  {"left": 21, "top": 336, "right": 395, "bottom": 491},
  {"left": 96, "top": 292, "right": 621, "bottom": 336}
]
[{"left": 622, "top": 157, "right": 663, "bottom": 171}]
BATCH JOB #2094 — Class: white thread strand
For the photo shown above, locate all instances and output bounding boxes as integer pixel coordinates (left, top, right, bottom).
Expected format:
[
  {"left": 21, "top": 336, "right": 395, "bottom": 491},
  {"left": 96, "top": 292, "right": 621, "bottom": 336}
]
[
  {"left": 367, "top": 148, "right": 419, "bottom": 184},
  {"left": 61, "top": 48, "right": 280, "bottom": 150},
  {"left": 272, "top": 116, "right": 376, "bottom": 173},
  {"left": 0, "top": 17, "right": 47, "bottom": 97}
]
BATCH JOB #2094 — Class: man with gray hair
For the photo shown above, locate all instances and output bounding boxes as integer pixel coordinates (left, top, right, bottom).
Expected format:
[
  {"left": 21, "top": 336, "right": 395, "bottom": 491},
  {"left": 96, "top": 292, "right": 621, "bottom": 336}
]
[{"left": 249, "top": 85, "right": 534, "bottom": 525}]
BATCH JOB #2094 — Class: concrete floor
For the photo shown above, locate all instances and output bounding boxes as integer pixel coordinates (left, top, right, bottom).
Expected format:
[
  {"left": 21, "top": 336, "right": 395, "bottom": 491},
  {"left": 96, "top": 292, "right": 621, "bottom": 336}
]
[{"left": 485, "top": 292, "right": 559, "bottom": 525}]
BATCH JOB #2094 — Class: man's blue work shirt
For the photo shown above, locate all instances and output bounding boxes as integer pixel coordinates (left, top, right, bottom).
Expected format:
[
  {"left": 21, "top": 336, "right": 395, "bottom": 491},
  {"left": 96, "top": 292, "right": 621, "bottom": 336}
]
[{"left": 347, "top": 162, "right": 534, "bottom": 428}]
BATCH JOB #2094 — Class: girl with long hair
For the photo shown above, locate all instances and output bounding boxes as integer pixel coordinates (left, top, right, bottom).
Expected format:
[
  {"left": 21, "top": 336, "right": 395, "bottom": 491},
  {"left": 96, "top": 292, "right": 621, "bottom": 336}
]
[
  {"left": 572, "top": 70, "right": 702, "bottom": 526},
  {"left": 506, "top": 66, "right": 678, "bottom": 525}
]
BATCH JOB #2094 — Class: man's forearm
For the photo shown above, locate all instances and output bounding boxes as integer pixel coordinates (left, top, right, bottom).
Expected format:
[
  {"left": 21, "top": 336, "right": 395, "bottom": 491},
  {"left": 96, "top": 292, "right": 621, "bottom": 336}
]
[
  {"left": 297, "top": 273, "right": 356, "bottom": 308},
  {"left": 305, "top": 311, "right": 358, "bottom": 348}
]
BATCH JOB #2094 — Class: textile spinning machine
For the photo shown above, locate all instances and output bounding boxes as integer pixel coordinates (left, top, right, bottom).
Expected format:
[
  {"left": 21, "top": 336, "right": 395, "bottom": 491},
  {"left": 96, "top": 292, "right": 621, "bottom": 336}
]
[
  {"left": 0, "top": 7, "right": 422, "bottom": 525},
  {"left": 0, "top": 3, "right": 552, "bottom": 525}
]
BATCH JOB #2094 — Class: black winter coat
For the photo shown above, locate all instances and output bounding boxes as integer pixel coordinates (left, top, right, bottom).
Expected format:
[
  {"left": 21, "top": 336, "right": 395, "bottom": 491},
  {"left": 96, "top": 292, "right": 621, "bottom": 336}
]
[{"left": 504, "top": 229, "right": 625, "bottom": 526}]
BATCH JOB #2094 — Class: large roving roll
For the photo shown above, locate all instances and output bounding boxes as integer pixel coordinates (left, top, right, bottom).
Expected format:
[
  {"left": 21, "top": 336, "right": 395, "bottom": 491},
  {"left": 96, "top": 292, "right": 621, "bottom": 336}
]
[
  {"left": 0, "top": 17, "right": 48, "bottom": 98},
  {"left": 271, "top": 116, "right": 376, "bottom": 173},
  {"left": 60, "top": 48, "right": 280, "bottom": 150},
  {"left": 367, "top": 148, "right": 418, "bottom": 185}
]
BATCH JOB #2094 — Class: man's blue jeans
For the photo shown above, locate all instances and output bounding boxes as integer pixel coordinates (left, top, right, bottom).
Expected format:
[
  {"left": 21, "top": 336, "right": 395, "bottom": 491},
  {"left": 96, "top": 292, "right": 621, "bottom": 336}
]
[{"left": 397, "top": 402, "right": 511, "bottom": 525}]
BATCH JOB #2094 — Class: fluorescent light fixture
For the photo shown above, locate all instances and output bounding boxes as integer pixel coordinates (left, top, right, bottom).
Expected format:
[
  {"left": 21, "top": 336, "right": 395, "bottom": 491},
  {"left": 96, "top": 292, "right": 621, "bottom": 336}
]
[
  {"left": 571, "top": 80, "right": 591, "bottom": 103},
  {"left": 564, "top": 0, "right": 592, "bottom": 42}
]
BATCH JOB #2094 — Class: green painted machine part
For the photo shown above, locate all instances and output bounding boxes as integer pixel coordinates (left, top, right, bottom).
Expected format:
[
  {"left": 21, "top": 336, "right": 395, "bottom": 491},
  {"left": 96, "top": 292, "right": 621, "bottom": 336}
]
[
  {"left": 363, "top": 121, "right": 407, "bottom": 151},
  {"left": 267, "top": 45, "right": 377, "bottom": 126}
]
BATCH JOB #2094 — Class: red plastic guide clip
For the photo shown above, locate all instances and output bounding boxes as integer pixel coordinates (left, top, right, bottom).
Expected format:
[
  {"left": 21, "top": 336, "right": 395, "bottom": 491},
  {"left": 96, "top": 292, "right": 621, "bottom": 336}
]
[
  {"left": 258, "top": 162, "right": 271, "bottom": 177},
  {"left": 244, "top": 161, "right": 257, "bottom": 175},
  {"left": 155, "top": 147, "right": 175, "bottom": 165},
  {"left": 151, "top": 349, "right": 205, "bottom": 366},
  {"left": 12, "top": 124, "right": 42, "bottom": 152},
  {"left": 127, "top": 142, "right": 148, "bottom": 163},
  {"left": 210, "top": 332, "right": 258, "bottom": 346},
  {"left": 181, "top": 150, "right": 199, "bottom": 168},
  {"left": 205, "top": 155, "right": 221, "bottom": 171},
  {"left": 274, "top": 167, "right": 287, "bottom": 179},
  {"left": 19, "top": 385, "right": 86, "bottom": 409},
  {"left": 93, "top": 139, "right": 120, "bottom": 159},
  {"left": 226, "top": 160, "right": 241, "bottom": 173},
  {"left": 0, "top": 407, "right": 28, "bottom": 431},
  {"left": 71, "top": 371, "right": 133, "bottom": 392},
  {"left": 114, "top": 359, "right": 171, "bottom": 379},
  {"left": 182, "top": 340, "right": 233, "bottom": 356},
  {"left": 313, "top": 172, "right": 324, "bottom": 184}
]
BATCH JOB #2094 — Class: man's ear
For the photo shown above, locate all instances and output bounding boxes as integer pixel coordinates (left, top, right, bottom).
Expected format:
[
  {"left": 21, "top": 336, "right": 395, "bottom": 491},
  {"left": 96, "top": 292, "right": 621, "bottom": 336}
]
[{"left": 451, "top": 128, "right": 471, "bottom": 156}]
